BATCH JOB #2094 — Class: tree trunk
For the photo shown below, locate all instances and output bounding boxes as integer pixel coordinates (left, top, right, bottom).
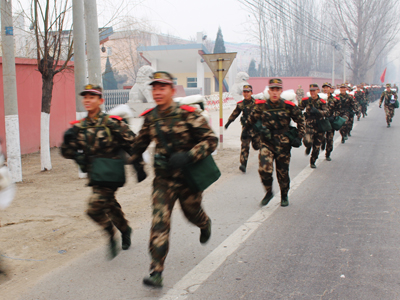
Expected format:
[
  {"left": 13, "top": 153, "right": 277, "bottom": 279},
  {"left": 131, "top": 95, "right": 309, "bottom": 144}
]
[{"left": 40, "top": 76, "right": 54, "bottom": 171}]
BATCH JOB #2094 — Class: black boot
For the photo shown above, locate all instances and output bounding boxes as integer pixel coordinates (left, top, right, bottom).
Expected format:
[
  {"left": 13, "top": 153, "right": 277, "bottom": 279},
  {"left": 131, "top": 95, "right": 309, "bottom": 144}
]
[
  {"left": 200, "top": 219, "right": 212, "bottom": 244},
  {"left": 121, "top": 226, "right": 132, "bottom": 250},
  {"left": 143, "top": 271, "right": 163, "bottom": 287},
  {"left": 261, "top": 191, "right": 274, "bottom": 206},
  {"left": 239, "top": 164, "right": 246, "bottom": 173},
  {"left": 281, "top": 195, "right": 289, "bottom": 207}
]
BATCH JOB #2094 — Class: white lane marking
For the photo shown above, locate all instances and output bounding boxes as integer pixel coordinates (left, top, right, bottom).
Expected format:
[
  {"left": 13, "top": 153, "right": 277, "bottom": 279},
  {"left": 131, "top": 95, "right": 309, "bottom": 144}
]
[{"left": 161, "top": 110, "right": 367, "bottom": 300}]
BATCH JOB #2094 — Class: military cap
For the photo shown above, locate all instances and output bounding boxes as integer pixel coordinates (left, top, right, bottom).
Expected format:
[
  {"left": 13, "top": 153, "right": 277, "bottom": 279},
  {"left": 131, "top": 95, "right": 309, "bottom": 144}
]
[
  {"left": 386, "top": 83, "right": 391, "bottom": 88},
  {"left": 309, "top": 83, "right": 319, "bottom": 91},
  {"left": 243, "top": 84, "right": 253, "bottom": 92},
  {"left": 322, "top": 82, "right": 331, "bottom": 88},
  {"left": 339, "top": 83, "right": 347, "bottom": 88},
  {"left": 269, "top": 78, "right": 282, "bottom": 88},
  {"left": 150, "top": 71, "right": 174, "bottom": 85},
  {"left": 80, "top": 84, "right": 102, "bottom": 96}
]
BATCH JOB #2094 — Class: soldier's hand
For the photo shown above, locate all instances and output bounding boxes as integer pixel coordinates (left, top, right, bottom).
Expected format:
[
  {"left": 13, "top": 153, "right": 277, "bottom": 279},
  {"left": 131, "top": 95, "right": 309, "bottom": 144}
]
[
  {"left": 168, "top": 152, "right": 191, "bottom": 169},
  {"left": 310, "top": 107, "right": 320, "bottom": 115},
  {"left": 133, "top": 161, "right": 147, "bottom": 182},
  {"left": 224, "top": 122, "right": 231, "bottom": 130},
  {"left": 379, "top": 105, "right": 382, "bottom": 108}
]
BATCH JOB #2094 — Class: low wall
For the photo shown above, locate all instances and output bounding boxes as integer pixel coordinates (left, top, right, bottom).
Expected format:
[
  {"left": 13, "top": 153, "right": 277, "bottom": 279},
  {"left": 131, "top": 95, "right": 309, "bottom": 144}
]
[
  {"left": 248, "top": 77, "right": 343, "bottom": 94},
  {"left": 0, "top": 58, "right": 75, "bottom": 155}
]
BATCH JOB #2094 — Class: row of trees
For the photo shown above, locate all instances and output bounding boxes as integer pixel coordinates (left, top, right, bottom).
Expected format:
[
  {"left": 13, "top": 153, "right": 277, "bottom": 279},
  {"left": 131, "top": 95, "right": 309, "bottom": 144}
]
[{"left": 239, "top": 0, "right": 399, "bottom": 83}]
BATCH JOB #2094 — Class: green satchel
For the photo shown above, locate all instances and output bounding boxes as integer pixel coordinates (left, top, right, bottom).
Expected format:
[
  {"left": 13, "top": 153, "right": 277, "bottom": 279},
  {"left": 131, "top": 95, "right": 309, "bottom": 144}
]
[
  {"left": 331, "top": 116, "right": 347, "bottom": 131},
  {"left": 395, "top": 100, "right": 399, "bottom": 109},
  {"left": 182, "top": 155, "right": 221, "bottom": 192},
  {"left": 317, "top": 118, "right": 332, "bottom": 132},
  {"left": 90, "top": 157, "right": 126, "bottom": 188},
  {"left": 153, "top": 108, "right": 221, "bottom": 192}
]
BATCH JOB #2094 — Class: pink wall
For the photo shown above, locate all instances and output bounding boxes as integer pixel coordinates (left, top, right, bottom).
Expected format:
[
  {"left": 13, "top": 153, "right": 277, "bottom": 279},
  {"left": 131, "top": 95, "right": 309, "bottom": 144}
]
[
  {"left": 248, "top": 77, "right": 343, "bottom": 94},
  {"left": 0, "top": 58, "right": 76, "bottom": 155}
]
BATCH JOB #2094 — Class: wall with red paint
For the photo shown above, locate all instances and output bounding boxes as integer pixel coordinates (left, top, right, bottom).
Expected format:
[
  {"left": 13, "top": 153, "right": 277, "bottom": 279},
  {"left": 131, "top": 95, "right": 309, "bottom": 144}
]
[
  {"left": 248, "top": 77, "right": 343, "bottom": 94},
  {"left": 0, "top": 58, "right": 75, "bottom": 155}
]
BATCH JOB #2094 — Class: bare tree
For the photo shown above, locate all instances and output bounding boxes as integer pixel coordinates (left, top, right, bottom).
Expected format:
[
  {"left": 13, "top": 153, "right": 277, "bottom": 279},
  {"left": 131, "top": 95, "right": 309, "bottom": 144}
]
[{"left": 329, "top": 0, "right": 400, "bottom": 83}]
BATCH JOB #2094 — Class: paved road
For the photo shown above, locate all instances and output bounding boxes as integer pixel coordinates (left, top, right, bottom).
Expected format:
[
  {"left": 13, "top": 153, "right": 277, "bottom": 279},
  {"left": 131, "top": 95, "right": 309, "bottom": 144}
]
[{"left": 22, "top": 102, "right": 400, "bottom": 300}]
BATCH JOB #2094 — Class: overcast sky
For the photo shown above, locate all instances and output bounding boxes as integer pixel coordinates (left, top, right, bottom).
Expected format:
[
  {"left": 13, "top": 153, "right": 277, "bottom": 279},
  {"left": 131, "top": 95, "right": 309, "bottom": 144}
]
[{"left": 97, "top": 0, "right": 252, "bottom": 44}]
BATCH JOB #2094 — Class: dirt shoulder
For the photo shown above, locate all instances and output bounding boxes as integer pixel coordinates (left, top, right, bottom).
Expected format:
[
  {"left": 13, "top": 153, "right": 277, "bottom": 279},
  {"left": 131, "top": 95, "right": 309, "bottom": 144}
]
[{"left": 0, "top": 147, "right": 240, "bottom": 299}]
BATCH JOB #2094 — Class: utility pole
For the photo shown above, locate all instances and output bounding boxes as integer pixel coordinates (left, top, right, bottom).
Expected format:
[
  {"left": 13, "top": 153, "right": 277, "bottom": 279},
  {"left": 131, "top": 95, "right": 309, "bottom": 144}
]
[
  {"left": 84, "top": 0, "right": 102, "bottom": 86},
  {"left": 72, "top": 0, "right": 87, "bottom": 116},
  {"left": 343, "top": 38, "right": 348, "bottom": 83},
  {"left": 332, "top": 45, "right": 335, "bottom": 87},
  {"left": 1, "top": 0, "right": 22, "bottom": 182}
]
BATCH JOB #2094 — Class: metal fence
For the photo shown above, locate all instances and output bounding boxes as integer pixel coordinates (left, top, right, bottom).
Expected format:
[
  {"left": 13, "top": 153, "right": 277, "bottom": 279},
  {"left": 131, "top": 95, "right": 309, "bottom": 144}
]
[{"left": 103, "top": 89, "right": 130, "bottom": 111}]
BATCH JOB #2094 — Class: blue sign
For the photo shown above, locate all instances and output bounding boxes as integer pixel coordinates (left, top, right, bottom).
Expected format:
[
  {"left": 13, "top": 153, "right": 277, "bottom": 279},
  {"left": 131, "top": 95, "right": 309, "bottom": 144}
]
[{"left": 5, "top": 26, "right": 13, "bottom": 36}]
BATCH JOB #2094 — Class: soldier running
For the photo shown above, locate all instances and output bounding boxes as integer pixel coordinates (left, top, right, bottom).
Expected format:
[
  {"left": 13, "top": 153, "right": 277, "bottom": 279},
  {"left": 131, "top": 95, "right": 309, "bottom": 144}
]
[
  {"left": 246, "top": 78, "right": 305, "bottom": 207},
  {"left": 299, "top": 83, "right": 329, "bottom": 168},
  {"left": 338, "top": 84, "right": 357, "bottom": 143},
  {"left": 225, "top": 84, "right": 257, "bottom": 173},
  {"left": 379, "top": 83, "right": 398, "bottom": 128},
  {"left": 321, "top": 82, "right": 340, "bottom": 161},
  {"left": 61, "top": 84, "right": 145, "bottom": 259},
  {"left": 129, "top": 72, "right": 217, "bottom": 287}
]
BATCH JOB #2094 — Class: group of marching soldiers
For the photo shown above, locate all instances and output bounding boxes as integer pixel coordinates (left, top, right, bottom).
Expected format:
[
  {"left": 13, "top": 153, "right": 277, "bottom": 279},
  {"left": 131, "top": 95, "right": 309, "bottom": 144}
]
[{"left": 226, "top": 79, "right": 398, "bottom": 208}]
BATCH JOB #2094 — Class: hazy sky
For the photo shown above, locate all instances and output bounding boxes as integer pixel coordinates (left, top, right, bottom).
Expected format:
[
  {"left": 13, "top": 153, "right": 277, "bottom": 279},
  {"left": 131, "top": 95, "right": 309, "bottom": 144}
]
[{"left": 97, "top": 0, "right": 252, "bottom": 43}]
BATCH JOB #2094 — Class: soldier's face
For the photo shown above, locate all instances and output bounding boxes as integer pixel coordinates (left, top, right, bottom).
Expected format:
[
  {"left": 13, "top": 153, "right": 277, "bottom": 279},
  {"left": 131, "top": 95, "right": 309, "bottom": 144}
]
[
  {"left": 386, "top": 87, "right": 391, "bottom": 92},
  {"left": 330, "top": 88, "right": 335, "bottom": 94},
  {"left": 82, "top": 94, "right": 104, "bottom": 112},
  {"left": 268, "top": 87, "right": 282, "bottom": 102},
  {"left": 322, "top": 86, "right": 330, "bottom": 94},
  {"left": 152, "top": 83, "right": 175, "bottom": 108},
  {"left": 310, "top": 90, "right": 318, "bottom": 98},
  {"left": 242, "top": 91, "right": 252, "bottom": 100},
  {"left": 340, "top": 87, "right": 347, "bottom": 94}
]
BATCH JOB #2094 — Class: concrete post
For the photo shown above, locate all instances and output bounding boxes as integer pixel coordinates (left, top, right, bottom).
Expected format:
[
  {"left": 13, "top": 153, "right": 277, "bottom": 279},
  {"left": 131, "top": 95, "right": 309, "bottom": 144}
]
[
  {"left": 72, "top": 0, "right": 87, "bottom": 114},
  {"left": 1, "top": 0, "right": 22, "bottom": 182},
  {"left": 197, "top": 57, "right": 204, "bottom": 95},
  {"left": 84, "top": 0, "right": 102, "bottom": 86}
]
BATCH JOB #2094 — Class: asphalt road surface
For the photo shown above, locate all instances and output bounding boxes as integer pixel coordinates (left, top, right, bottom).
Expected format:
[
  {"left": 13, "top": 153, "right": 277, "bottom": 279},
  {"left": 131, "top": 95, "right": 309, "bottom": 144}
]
[{"left": 22, "top": 102, "right": 400, "bottom": 300}]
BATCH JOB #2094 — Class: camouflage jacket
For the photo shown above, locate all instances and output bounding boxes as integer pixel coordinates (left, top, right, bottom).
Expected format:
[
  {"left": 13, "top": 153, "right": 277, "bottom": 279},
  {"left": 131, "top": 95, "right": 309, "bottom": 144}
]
[
  {"left": 61, "top": 112, "right": 136, "bottom": 161},
  {"left": 326, "top": 94, "right": 341, "bottom": 117},
  {"left": 227, "top": 97, "right": 256, "bottom": 127},
  {"left": 379, "top": 90, "right": 398, "bottom": 106},
  {"left": 338, "top": 93, "right": 357, "bottom": 115},
  {"left": 299, "top": 96, "right": 329, "bottom": 128},
  {"left": 130, "top": 101, "right": 218, "bottom": 176},
  {"left": 354, "top": 91, "right": 366, "bottom": 105},
  {"left": 246, "top": 99, "right": 305, "bottom": 151}
]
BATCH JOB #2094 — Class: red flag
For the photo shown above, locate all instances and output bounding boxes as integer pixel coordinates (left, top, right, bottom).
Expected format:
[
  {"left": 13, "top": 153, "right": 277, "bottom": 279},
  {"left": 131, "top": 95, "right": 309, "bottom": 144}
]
[{"left": 380, "top": 68, "right": 387, "bottom": 83}]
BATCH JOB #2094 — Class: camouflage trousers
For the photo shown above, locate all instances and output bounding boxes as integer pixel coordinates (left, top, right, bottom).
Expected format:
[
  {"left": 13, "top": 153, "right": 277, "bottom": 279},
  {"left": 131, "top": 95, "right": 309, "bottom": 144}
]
[
  {"left": 86, "top": 186, "right": 129, "bottom": 236},
  {"left": 339, "top": 112, "right": 352, "bottom": 137},
  {"left": 324, "top": 129, "right": 335, "bottom": 158},
  {"left": 348, "top": 114, "right": 355, "bottom": 132},
  {"left": 303, "top": 128, "right": 324, "bottom": 164},
  {"left": 240, "top": 133, "right": 252, "bottom": 167},
  {"left": 384, "top": 105, "right": 395, "bottom": 125},
  {"left": 258, "top": 145, "right": 291, "bottom": 196},
  {"left": 149, "top": 175, "right": 209, "bottom": 273},
  {"left": 361, "top": 104, "right": 367, "bottom": 117}
]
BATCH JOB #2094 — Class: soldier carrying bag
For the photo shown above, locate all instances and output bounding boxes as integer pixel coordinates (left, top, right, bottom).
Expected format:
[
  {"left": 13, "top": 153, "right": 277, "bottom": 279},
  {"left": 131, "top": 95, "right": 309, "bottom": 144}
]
[
  {"left": 153, "top": 108, "right": 221, "bottom": 192},
  {"left": 81, "top": 115, "right": 126, "bottom": 188}
]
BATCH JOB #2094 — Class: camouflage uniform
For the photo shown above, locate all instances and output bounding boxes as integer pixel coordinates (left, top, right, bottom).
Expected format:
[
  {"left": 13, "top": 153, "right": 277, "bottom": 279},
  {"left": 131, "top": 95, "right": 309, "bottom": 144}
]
[
  {"left": 246, "top": 99, "right": 305, "bottom": 198},
  {"left": 324, "top": 94, "right": 341, "bottom": 159},
  {"left": 296, "top": 88, "right": 304, "bottom": 104},
  {"left": 338, "top": 93, "right": 357, "bottom": 140},
  {"left": 61, "top": 112, "right": 135, "bottom": 237},
  {"left": 354, "top": 91, "right": 365, "bottom": 120},
  {"left": 226, "top": 97, "right": 257, "bottom": 168},
  {"left": 379, "top": 90, "right": 398, "bottom": 126},
  {"left": 130, "top": 101, "right": 218, "bottom": 273},
  {"left": 299, "top": 96, "right": 329, "bottom": 165}
]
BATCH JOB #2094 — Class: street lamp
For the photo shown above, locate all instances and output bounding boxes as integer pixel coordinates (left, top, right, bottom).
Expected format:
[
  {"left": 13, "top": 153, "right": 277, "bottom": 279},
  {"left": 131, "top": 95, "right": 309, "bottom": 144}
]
[{"left": 343, "top": 38, "right": 348, "bottom": 83}]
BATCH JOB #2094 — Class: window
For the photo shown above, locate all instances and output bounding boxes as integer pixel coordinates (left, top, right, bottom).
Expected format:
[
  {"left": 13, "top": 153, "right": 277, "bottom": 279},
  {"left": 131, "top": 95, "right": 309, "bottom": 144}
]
[{"left": 187, "top": 77, "right": 197, "bottom": 88}]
